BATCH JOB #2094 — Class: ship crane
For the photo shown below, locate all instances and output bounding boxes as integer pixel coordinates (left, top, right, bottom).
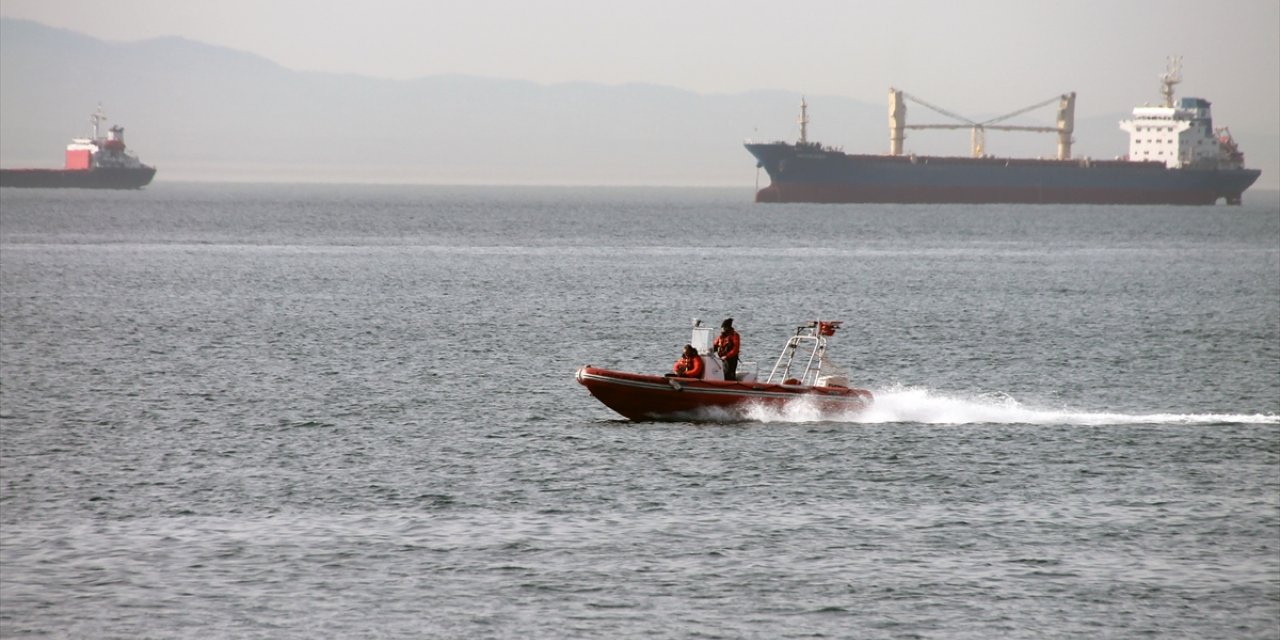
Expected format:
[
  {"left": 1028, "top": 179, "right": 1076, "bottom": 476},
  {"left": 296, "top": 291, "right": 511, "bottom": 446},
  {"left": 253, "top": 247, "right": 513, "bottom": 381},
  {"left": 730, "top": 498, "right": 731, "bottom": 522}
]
[{"left": 888, "top": 89, "right": 1077, "bottom": 159}]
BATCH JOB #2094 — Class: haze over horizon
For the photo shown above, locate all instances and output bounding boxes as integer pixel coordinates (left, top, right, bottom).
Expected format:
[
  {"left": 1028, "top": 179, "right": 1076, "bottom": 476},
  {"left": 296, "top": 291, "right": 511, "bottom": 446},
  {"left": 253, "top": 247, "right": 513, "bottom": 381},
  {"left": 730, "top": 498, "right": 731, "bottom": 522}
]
[
  {"left": 2, "top": 0, "right": 1277, "bottom": 188},
  {"left": 5, "top": 0, "right": 1277, "bottom": 125}
]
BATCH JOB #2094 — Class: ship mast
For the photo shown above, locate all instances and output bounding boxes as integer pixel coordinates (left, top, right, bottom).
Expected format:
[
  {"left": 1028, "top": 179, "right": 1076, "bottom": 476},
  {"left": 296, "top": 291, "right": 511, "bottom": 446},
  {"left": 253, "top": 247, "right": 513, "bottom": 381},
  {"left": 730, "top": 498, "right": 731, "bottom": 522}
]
[
  {"left": 1159, "top": 56, "right": 1182, "bottom": 107},
  {"left": 797, "top": 97, "right": 809, "bottom": 145},
  {"left": 90, "top": 104, "right": 107, "bottom": 140},
  {"left": 888, "top": 88, "right": 906, "bottom": 156}
]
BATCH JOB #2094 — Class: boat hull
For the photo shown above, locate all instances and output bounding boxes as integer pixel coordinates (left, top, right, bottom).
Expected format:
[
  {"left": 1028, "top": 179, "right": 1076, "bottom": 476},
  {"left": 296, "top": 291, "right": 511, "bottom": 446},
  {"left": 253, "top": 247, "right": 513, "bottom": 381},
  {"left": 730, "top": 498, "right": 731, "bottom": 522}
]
[
  {"left": 746, "top": 143, "right": 1261, "bottom": 205},
  {"left": 575, "top": 366, "right": 873, "bottom": 421},
  {"left": 0, "top": 166, "right": 157, "bottom": 189}
]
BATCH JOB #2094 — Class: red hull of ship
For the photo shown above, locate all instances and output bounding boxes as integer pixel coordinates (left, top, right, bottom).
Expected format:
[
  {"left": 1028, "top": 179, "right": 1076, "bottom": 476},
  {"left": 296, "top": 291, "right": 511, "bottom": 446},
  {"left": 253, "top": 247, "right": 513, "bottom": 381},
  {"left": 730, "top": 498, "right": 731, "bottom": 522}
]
[{"left": 575, "top": 366, "right": 872, "bottom": 422}]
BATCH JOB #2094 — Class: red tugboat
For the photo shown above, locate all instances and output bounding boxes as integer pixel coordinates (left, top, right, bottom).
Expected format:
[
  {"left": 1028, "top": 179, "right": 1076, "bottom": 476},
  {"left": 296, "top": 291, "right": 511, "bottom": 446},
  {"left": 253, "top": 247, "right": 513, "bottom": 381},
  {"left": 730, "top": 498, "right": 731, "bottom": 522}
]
[
  {"left": 0, "top": 105, "right": 156, "bottom": 189},
  {"left": 576, "top": 320, "right": 873, "bottom": 421}
]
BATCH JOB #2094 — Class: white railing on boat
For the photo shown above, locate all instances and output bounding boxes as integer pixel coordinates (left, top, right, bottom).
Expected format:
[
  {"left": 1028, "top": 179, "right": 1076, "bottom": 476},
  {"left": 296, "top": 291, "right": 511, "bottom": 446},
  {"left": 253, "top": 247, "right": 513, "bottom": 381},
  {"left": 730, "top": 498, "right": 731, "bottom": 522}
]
[{"left": 766, "top": 320, "right": 842, "bottom": 386}]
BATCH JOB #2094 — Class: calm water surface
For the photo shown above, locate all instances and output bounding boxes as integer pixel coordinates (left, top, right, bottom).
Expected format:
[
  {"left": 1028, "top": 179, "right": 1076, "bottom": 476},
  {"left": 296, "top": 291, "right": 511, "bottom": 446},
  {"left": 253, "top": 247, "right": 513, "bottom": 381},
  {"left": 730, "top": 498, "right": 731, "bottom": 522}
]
[{"left": 2, "top": 184, "right": 1278, "bottom": 638}]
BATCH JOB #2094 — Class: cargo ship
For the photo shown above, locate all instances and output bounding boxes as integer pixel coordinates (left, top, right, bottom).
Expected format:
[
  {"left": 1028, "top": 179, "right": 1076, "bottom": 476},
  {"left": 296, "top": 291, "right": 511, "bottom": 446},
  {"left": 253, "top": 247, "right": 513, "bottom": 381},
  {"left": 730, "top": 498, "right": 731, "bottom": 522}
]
[
  {"left": 0, "top": 106, "right": 156, "bottom": 189},
  {"left": 745, "top": 60, "right": 1260, "bottom": 205}
]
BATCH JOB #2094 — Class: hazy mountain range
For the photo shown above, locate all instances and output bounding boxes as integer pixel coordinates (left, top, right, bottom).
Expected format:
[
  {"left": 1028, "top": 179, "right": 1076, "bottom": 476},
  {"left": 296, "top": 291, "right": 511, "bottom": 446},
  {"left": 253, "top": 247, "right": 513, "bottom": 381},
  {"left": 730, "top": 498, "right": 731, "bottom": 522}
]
[{"left": 2, "top": 18, "right": 1276, "bottom": 188}]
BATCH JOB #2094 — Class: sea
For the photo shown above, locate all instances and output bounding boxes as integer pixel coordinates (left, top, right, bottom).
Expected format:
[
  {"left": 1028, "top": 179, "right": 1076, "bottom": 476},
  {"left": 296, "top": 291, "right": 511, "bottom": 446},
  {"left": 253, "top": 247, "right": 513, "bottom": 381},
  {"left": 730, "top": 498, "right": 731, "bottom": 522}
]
[{"left": 1, "top": 183, "right": 1278, "bottom": 639}]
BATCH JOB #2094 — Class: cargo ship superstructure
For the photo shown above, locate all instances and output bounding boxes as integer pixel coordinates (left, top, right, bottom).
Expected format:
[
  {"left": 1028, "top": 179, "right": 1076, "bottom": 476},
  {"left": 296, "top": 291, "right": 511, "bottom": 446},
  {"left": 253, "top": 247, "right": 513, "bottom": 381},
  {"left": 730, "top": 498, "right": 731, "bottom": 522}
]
[
  {"left": 0, "top": 105, "right": 156, "bottom": 189},
  {"left": 745, "top": 59, "right": 1260, "bottom": 205}
]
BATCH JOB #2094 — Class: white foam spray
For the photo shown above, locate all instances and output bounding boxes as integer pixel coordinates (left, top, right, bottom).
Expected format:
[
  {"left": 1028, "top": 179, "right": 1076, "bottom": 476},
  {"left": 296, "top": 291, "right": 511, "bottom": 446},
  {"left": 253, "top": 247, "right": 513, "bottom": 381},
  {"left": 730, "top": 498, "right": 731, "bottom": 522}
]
[{"left": 742, "top": 384, "right": 1279, "bottom": 426}]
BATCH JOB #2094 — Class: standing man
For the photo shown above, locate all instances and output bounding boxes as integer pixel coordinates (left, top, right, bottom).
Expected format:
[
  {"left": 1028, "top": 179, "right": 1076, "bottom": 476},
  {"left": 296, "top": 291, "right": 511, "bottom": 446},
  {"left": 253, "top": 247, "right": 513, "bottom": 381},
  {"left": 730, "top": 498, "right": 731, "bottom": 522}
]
[{"left": 714, "top": 318, "right": 741, "bottom": 381}]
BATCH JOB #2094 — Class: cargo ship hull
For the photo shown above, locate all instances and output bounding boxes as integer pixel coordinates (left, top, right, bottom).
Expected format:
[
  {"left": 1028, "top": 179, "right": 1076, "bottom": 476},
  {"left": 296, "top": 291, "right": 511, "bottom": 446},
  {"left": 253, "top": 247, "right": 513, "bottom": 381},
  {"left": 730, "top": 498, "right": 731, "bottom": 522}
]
[
  {"left": 0, "top": 166, "right": 157, "bottom": 190},
  {"left": 746, "top": 143, "right": 1262, "bottom": 205}
]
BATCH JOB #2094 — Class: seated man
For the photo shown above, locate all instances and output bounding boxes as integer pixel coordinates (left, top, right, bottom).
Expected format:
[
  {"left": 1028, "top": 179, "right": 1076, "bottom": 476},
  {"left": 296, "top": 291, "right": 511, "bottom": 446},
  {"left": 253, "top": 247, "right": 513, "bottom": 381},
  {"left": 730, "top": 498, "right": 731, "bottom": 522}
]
[{"left": 669, "top": 344, "right": 705, "bottom": 379}]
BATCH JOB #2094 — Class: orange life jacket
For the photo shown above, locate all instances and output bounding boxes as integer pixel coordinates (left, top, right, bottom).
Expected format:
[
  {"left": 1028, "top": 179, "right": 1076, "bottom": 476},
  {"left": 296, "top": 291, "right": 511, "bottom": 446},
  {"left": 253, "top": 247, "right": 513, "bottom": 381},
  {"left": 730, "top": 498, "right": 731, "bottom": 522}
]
[
  {"left": 673, "top": 354, "right": 704, "bottom": 378},
  {"left": 714, "top": 329, "right": 740, "bottom": 359}
]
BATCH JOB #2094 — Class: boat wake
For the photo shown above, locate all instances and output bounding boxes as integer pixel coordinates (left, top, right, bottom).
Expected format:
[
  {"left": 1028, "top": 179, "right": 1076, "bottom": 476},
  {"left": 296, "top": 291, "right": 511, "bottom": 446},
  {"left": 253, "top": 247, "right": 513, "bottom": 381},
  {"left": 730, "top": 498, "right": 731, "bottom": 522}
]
[{"left": 742, "top": 385, "right": 1279, "bottom": 426}]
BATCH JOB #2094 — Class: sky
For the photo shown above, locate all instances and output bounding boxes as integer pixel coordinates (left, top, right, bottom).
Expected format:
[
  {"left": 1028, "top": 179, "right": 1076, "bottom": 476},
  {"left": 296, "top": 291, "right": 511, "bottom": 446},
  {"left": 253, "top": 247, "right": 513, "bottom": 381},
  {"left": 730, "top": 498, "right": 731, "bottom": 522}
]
[{"left": 2, "top": 0, "right": 1278, "bottom": 132}]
